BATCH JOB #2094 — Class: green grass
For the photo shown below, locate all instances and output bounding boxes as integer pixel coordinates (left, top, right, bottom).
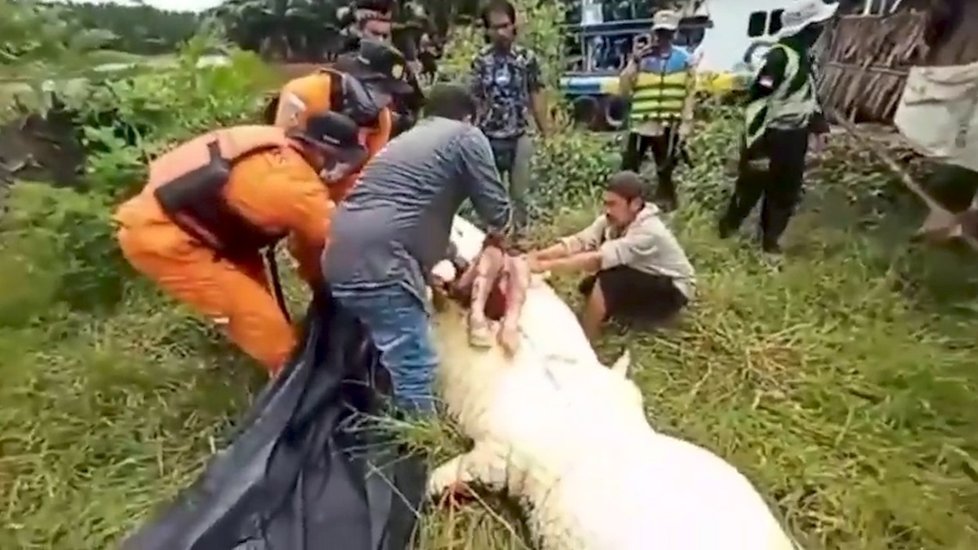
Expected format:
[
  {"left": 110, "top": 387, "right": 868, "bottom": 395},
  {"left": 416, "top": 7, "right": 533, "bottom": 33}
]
[{"left": 1, "top": 136, "right": 977, "bottom": 550}]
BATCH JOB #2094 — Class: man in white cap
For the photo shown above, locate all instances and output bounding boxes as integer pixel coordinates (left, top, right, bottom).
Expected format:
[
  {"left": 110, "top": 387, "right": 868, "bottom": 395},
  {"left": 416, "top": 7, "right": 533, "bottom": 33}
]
[
  {"left": 618, "top": 9, "right": 697, "bottom": 212},
  {"left": 718, "top": 0, "right": 837, "bottom": 255}
]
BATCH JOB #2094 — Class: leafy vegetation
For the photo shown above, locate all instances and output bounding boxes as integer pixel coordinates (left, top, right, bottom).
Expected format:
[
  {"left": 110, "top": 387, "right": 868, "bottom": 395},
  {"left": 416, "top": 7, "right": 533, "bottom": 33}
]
[
  {"left": 62, "top": 1, "right": 201, "bottom": 56},
  {"left": 1, "top": 0, "right": 118, "bottom": 74},
  {"left": 1, "top": 1, "right": 978, "bottom": 549}
]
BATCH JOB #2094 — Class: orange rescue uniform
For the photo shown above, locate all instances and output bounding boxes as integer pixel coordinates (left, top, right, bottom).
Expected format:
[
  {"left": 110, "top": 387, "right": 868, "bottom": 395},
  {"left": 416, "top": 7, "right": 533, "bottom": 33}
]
[
  {"left": 272, "top": 69, "right": 393, "bottom": 199},
  {"left": 114, "top": 126, "right": 333, "bottom": 374}
]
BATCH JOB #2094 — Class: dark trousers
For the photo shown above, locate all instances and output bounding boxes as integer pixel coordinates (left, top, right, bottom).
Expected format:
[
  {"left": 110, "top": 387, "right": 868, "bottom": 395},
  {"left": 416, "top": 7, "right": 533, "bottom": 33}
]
[
  {"left": 579, "top": 266, "right": 687, "bottom": 324},
  {"left": 621, "top": 129, "right": 679, "bottom": 207},
  {"left": 719, "top": 127, "right": 809, "bottom": 250},
  {"left": 487, "top": 135, "right": 533, "bottom": 234}
]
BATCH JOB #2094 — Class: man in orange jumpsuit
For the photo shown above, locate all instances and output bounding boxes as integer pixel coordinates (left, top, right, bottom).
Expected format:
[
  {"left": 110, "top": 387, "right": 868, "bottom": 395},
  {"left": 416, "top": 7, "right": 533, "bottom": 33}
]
[
  {"left": 114, "top": 112, "right": 368, "bottom": 375},
  {"left": 271, "top": 39, "right": 416, "bottom": 197}
]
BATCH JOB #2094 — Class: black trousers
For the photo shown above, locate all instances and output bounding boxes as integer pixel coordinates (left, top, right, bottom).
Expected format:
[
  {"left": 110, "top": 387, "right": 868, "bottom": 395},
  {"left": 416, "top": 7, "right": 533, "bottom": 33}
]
[
  {"left": 621, "top": 129, "right": 679, "bottom": 202},
  {"left": 579, "top": 266, "right": 687, "bottom": 324},
  {"left": 720, "top": 127, "right": 809, "bottom": 249}
]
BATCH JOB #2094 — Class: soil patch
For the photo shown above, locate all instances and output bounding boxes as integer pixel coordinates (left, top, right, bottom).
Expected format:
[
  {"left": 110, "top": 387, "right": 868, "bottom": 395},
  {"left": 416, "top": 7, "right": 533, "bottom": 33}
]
[{"left": 0, "top": 107, "right": 86, "bottom": 189}]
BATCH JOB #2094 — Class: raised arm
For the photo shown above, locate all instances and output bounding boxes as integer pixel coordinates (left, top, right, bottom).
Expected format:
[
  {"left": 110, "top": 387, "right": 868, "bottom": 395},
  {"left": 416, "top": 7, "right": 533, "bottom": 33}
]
[
  {"left": 618, "top": 57, "right": 640, "bottom": 98},
  {"left": 619, "top": 41, "right": 650, "bottom": 98}
]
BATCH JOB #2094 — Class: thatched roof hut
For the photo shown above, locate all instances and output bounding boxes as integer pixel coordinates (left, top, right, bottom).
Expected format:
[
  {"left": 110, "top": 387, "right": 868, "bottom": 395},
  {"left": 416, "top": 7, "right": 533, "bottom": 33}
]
[{"left": 817, "top": 0, "right": 978, "bottom": 123}]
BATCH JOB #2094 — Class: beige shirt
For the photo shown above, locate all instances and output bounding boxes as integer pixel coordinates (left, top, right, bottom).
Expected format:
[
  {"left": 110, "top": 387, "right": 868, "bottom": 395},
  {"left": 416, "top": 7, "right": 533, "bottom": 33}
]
[{"left": 560, "top": 204, "right": 695, "bottom": 298}]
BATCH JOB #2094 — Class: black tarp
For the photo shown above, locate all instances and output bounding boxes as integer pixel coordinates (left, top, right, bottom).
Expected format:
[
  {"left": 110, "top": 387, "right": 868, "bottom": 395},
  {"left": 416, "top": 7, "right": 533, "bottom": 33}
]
[{"left": 122, "top": 292, "right": 427, "bottom": 550}]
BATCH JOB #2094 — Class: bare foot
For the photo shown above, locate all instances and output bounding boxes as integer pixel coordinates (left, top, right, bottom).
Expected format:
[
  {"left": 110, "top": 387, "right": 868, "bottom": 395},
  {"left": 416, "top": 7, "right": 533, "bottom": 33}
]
[
  {"left": 468, "top": 315, "right": 493, "bottom": 348},
  {"left": 498, "top": 324, "right": 520, "bottom": 356}
]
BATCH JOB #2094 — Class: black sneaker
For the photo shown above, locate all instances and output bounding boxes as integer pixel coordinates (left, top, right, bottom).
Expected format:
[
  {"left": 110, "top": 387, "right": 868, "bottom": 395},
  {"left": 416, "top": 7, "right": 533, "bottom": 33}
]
[{"left": 718, "top": 221, "right": 734, "bottom": 239}]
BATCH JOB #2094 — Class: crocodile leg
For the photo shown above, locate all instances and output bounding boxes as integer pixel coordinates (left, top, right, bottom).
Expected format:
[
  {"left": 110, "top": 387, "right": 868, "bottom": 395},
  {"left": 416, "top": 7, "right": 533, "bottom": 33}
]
[{"left": 426, "top": 443, "right": 511, "bottom": 499}]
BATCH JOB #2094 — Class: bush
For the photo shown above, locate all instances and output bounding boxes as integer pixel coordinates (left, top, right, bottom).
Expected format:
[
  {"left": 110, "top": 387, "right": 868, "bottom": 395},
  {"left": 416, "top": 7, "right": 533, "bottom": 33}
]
[
  {"left": 439, "top": 0, "right": 566, "bottom": 87},
  {"left": 1, "top": 32, "right": 272, "bottom": 319},
  {"left": 80, "top": 33, "right": 274, "bottom": 199}
]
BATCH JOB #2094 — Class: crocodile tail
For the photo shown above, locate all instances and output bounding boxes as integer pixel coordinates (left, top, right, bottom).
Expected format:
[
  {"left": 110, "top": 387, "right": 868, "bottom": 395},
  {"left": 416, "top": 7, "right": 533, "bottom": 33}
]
[{"left": 610, "top": 350, "right": 631, "bottom": 377}]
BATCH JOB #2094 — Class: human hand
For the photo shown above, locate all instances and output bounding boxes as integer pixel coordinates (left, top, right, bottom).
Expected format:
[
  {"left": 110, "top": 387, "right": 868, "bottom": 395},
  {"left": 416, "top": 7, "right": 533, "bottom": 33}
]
[
  {"left": 525, "top": 255, "right": 546, "bottom": 273},
  {"left": 631, "top": 39, "right": 653, "bottom": 63},
  {"left": 678, "top": 119, "right": 693, "bottom": 138},
  {"left": 810, "top": 133, "right": 828, "bottom": 154},
  {"left": 430, "top": 260, "right": 457, "bottom": 288},
  {"left": 498, "top": 324, "right": 520, "bottom": 356}
]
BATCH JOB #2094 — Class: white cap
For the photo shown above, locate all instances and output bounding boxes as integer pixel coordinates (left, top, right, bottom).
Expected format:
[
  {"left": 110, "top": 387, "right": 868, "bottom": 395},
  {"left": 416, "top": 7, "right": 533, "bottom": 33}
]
[
  {"left": 777, "top": 0, "right": 839, "bottom": 38},
  {"left": 652, "top": 10, "right": 680, "bottom": 32}
]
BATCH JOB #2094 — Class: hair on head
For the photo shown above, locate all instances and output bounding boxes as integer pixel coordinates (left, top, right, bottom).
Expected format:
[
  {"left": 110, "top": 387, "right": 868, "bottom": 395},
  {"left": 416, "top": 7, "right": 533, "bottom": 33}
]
[
  {"left": 423, "top": 84, "right": 477, "bottom": 121},
  {"left": 480, "top": 0, "right": 516, "bottom": 27},
  {"left": 606, "top": 170, "right": 646, "bottom": 203}
]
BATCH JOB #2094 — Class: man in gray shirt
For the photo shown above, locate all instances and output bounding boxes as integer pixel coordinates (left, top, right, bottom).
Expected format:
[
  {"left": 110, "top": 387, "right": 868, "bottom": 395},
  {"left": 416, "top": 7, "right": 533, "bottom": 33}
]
[
  {"left": 323, "top": 84, "right": 512, "bottom": 416},
  {"left": 527, "top": 171, "right": 694, "bottom": 341}
]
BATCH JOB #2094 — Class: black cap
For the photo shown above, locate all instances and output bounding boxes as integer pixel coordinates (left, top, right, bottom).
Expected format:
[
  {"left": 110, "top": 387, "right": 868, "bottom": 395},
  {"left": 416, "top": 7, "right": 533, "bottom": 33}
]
[
  {"left": 296, "top": 111, "right": 366, "bottom": 162},
  {"left": 333, "top": 39, "right": 414, "bottom": 97}
]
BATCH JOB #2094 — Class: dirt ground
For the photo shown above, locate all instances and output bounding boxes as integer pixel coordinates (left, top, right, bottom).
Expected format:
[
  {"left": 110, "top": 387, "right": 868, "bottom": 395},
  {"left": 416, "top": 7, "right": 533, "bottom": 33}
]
[{"left": 0, "top": 109, "right": 86, "bottom": 189}]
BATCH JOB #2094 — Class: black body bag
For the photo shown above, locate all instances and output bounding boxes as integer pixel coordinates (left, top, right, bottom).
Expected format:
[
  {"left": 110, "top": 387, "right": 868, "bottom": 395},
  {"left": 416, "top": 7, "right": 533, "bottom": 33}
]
[{"left": 122, "top": 291, "right": 427, "bottom": 550}]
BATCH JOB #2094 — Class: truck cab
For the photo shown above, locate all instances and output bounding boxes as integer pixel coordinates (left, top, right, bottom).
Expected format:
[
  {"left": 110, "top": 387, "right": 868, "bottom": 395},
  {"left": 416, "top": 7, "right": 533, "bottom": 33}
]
[
  {"left": 558, "top": 0, "right": 802, "bottom": 130},
  {"left": 559, "top": 14, "right": 713, "bottom": 130}
]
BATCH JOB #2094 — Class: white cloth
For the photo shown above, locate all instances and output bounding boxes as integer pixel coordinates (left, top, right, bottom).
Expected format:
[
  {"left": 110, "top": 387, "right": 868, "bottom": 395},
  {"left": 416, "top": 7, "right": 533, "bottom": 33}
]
[{"left": 895, "top": 60, "right": 978, "bottom": 172}]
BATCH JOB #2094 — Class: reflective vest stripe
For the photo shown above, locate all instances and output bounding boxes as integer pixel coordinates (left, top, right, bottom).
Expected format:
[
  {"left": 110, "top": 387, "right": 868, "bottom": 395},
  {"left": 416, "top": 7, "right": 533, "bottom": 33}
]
[
  {"left": 631, "top": 100, "right": 686, "bottom": 119},
  {"left": 745, "top": 44, "right": 818, "bottom": 149},
  {"left": 635, "top": 72, "right": 687, "bottom": 87},
  {"left": 633, "top": 85, "right": 687, "bottom": 99}
]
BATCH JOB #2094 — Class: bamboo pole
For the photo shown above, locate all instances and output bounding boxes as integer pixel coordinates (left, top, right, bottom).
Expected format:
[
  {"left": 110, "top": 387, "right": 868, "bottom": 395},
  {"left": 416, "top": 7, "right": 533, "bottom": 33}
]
[{"left": 827, "top": 107, "right": 978, "bottom": 252}]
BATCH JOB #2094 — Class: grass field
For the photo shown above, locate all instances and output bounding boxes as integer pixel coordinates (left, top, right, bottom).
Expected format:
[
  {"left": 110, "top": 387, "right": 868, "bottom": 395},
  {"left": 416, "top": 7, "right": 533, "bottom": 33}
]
[{"left": 1, "top": 123, "right": 977, "bottom": 550}]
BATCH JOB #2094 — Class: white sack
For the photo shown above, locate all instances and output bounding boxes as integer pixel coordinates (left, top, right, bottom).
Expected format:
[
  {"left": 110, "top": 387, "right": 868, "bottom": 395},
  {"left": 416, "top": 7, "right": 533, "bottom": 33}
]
[{"left": 894, "top": 60, "right": 978, "bottom": 172}]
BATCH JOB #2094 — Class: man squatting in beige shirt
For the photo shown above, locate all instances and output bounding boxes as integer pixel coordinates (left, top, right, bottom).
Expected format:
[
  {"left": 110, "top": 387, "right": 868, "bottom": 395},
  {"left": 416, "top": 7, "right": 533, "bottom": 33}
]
[{"left": 527, "top": 171, "right": 695, "bottom": 340}]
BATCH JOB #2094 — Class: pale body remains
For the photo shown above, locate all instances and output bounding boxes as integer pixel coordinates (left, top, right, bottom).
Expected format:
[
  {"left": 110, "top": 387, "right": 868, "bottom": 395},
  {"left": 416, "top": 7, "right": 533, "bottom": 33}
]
[{"left": 426, "top": 216, "right": 800, "bottom": 550}]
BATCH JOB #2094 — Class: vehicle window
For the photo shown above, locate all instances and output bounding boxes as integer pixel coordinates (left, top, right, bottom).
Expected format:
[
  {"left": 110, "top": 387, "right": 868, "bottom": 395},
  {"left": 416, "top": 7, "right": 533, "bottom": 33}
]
[
  {"left": 769, "top": 9, "right": 784, "bottom": 35},
  {"left": 747, "top": 11, "right": 767, "bottom": 37}
]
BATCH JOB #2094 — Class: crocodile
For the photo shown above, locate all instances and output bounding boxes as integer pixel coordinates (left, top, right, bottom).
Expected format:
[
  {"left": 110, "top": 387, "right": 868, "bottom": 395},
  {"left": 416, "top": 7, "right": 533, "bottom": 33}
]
[{"left": 425, "top": 215, "right": 800, "bottom": 550}]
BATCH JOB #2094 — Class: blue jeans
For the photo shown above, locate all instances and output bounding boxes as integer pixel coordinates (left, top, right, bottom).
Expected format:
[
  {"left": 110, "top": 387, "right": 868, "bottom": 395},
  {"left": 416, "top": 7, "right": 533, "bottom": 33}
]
[{"left": 332, "top": 283, "right": 439, "bottom": 415}]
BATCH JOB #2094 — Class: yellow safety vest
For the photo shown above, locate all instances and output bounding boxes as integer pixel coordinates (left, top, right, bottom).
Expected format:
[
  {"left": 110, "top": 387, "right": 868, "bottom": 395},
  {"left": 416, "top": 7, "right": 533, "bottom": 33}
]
[{"left": 629, "top": 49, "right": 693, "bottom": 124}]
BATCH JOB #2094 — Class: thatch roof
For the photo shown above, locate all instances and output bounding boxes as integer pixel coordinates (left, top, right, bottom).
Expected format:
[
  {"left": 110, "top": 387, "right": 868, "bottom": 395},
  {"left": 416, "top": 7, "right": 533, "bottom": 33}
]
[
  {"left": 817, "top": 12, "right": 928, "bottom": 123},
  {"left": 817, "top": 0, "right": 978, "bottom": 123}
]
